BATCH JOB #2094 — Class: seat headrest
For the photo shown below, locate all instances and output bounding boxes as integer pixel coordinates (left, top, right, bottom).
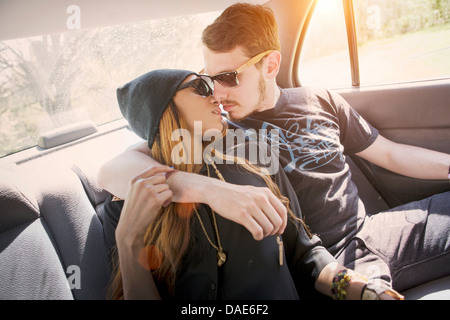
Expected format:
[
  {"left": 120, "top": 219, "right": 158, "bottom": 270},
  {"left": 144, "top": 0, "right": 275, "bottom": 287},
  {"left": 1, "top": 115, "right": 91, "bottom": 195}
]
[{"left": 0, "top": 165, "right": 40, "bottom": 233}]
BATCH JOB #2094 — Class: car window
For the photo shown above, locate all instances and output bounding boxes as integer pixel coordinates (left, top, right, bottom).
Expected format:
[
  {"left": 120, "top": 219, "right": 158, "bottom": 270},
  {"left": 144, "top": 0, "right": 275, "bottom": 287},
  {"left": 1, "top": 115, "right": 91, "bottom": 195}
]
[
  {"left": 298, "top": 0, "right": 450, "bottom": 88},
  {"left": 0, "top": 11, "right": 218, "bottom": 158}
]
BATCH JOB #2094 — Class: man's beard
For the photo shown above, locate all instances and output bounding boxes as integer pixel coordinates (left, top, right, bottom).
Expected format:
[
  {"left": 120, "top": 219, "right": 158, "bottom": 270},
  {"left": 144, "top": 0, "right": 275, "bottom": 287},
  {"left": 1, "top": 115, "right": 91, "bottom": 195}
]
[{"left": 226, "top": 74, "right": 267, "bottom": 123}]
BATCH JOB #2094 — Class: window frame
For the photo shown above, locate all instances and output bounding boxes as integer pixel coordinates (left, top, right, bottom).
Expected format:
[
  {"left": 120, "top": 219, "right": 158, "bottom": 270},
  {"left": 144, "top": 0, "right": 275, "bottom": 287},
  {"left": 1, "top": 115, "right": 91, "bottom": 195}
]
[
  {"left": 294, "top": 0, "right": 361, "bottom": 88},
  {"left": 342, "top": 0, "right": 360, "bottom": 86}
]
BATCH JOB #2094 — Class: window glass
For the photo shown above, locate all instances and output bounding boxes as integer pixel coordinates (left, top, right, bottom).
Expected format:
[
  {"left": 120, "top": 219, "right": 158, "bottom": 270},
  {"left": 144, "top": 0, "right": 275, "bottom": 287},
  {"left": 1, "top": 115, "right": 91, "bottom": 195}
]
[
  {"left": 298, "top": 0, "right": 450, "bottom": 88},
  {"left": 354, "top": 0, "right": 450, "bottom": 86},
  {"left": 0, "top": 12, "right": 218, "bottom": 158},
  {"left": 298, "top": 0, "right": 352, "bottom": 88}
]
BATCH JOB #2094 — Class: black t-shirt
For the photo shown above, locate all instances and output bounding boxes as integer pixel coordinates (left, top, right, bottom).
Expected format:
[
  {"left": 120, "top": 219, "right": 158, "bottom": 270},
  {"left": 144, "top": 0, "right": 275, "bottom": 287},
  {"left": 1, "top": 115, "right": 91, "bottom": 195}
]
[
  {"left": 103, "top": 161, "right": 335, "bottom": 300},
  {"left": 231, "top": 87, "right": 379, "bottom": 254}
]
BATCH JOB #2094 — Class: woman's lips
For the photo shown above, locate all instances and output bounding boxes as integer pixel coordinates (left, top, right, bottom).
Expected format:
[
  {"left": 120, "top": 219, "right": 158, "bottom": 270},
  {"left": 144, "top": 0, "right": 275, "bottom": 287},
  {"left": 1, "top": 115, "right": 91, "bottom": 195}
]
[{"left": 212, "top": 107, "right": 223, "bottom": 117}]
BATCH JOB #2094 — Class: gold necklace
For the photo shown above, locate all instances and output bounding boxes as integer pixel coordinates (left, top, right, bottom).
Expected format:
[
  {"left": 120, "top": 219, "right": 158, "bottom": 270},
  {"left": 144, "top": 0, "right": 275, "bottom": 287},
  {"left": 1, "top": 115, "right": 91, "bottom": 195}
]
[
  {"left": 193, "top": 160, "right": 226, "bottom": 267},
  {"left": 194, "top": 156, "right": 284, "bottom": 267},
  {"left": 193, "top": 204, "right": 226, "bottom": 267}
]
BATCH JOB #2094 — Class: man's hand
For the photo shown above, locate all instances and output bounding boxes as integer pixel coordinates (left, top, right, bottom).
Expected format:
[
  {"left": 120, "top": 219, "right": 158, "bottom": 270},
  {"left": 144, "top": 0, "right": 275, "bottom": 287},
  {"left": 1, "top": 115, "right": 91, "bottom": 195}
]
[
  {"left": 198, "top": 180, "right": 288, "bottom": 241},
  {"left": 99, "top": 141, "right": 288, "bottom": 241},
  {"left": 164, "top": 169, "right": 287, "bottom": 241}
]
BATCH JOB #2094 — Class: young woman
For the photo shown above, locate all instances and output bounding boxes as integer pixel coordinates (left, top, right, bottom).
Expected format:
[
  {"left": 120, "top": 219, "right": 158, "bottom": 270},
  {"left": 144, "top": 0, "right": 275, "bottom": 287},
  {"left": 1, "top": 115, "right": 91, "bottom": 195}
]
[{"left": 103, "top": 69, "right": 403, "bottom": 300}]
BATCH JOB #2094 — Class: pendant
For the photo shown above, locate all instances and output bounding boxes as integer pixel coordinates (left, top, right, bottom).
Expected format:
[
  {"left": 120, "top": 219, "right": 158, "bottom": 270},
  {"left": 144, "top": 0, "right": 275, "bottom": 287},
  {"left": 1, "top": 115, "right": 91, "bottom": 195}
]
[
  {"left": 217, "top": 250, "right": 227, "bottom": 267},
  {"left": 277, "top": 234, "right": 284, "bottom": 266}
]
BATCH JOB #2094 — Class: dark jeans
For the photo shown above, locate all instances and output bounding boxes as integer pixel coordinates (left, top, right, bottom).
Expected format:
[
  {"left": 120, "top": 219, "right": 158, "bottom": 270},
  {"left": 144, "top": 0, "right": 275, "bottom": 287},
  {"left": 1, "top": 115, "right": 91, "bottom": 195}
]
[{"left": 336, "top": 191, "right": 450, "bottom": 292}]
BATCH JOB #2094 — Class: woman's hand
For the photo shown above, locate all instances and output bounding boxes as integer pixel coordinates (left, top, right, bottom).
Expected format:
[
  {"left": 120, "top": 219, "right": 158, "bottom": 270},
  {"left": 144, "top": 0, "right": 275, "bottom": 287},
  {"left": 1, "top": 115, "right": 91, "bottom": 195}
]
[
  {"left": 114, "top": 165, "right": 173, "bottom": 300},
  {"left": 116, "top": 165, "right": 174, "bottom": 245},
  {"left": 316, "top": 262, "right": 404, "bottom": 300}
]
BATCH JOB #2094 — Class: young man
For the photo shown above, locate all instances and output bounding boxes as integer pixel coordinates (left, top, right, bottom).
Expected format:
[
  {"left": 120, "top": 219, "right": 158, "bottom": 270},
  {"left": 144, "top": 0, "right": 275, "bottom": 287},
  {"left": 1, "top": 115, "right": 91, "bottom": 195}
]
[{"left": 98, "top": 3, "right": 450, "bottom": 294}]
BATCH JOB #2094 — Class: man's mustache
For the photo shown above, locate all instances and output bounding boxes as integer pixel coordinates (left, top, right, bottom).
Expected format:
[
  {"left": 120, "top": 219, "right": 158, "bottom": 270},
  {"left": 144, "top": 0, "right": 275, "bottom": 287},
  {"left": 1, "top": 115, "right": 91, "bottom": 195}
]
[{"left": 220, "top": 100, "right": 240, "bottom": 106}]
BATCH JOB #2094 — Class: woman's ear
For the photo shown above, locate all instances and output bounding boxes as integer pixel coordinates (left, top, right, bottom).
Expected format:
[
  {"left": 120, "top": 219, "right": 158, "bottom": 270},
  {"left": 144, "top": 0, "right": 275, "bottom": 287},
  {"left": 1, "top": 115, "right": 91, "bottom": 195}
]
[{"left": 264, "top": 50, "right": 281, "bottom": 80}]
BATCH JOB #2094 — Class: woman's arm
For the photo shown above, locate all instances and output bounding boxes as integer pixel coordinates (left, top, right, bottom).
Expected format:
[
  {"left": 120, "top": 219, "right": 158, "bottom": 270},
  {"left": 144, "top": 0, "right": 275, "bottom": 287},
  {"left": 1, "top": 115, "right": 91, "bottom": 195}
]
[
  {"left": 116, "top": 236, "right": 161, "bottom": 300},
  {"left": 315, "top": 262, "right": 403, "bottom": 300},
  {"left": 315, "top": 262, "right": 367, "bottom": 300},
  {"left": 115, "top": 165, "right": 173, "bottom": 299}
]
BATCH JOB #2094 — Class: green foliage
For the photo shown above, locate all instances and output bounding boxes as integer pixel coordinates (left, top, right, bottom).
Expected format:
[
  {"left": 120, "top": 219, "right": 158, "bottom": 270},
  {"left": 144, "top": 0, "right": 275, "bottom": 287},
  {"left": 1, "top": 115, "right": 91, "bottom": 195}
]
[
  {"left": 354, "top": 0, "right": 450, "bottom": 44},
  {"left": 0, "top": 13, "right": 215, "bottom": 157}
]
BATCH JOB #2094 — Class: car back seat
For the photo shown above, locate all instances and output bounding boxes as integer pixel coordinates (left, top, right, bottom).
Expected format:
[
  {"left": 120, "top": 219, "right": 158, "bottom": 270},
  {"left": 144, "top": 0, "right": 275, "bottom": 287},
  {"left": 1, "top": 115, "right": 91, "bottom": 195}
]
[
  {"left": 0, "top": 146, "right": 448, "bottom": 299},
  {"left": 0, "top": 163, "right": 111, "bottom": 300}
]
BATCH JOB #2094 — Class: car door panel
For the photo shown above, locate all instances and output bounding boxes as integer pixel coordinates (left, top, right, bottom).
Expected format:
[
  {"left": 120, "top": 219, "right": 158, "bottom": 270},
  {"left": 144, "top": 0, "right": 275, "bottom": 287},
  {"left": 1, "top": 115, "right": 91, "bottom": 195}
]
[{"left": 339, "top": 81, "right": 450, "bottom": 207}]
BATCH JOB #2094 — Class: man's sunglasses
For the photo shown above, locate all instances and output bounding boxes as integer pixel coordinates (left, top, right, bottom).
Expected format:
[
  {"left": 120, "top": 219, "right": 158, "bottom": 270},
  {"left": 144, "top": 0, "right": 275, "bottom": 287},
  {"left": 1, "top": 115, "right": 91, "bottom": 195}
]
[
  {"left": 199, "top": 50, "right": 274, "bottom": 88},
  {"left": 177, "top": 50, "right": 275, "bottom": 98},
  {"left": 177, "top": 76, "right": 214, "bottom": 97}
]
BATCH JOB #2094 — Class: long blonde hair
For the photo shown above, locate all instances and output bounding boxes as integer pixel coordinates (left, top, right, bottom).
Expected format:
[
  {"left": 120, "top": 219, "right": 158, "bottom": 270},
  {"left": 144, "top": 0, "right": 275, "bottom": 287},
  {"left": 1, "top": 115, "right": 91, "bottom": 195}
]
[{"left": 108, "top": 101, "right": 309, "bottom": 299}]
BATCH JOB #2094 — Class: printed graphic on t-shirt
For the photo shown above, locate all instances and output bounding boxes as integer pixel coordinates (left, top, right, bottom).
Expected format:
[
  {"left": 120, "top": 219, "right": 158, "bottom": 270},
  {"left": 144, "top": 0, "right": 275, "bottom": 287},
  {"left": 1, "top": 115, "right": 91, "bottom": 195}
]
[{"left": 259, "top": 117, "right": 342, "bottom": 173}]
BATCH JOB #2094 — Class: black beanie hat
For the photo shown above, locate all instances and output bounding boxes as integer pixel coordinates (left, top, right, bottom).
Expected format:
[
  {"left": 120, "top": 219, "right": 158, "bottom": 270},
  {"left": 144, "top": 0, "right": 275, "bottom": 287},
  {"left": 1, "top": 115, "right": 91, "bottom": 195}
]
[{"left": 117, "top": 69, "right": 195, "bottom": 148}]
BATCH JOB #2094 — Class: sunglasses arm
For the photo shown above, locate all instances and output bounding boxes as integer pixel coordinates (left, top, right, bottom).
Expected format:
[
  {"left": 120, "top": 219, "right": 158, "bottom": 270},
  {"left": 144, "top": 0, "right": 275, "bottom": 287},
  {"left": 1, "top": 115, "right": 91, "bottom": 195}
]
[{"left": 235, "top": 50, "right": 275, "bottom": 73}]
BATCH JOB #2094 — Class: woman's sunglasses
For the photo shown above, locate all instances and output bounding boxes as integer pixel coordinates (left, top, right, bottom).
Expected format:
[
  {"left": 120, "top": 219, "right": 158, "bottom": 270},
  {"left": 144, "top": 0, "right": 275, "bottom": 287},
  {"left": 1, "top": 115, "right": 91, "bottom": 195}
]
[
  {"left": 199, "top": 50, "right": 274, "bottom": 88},
  {"left": 177, "top": 76, "right": 214, "bottom": 97}
]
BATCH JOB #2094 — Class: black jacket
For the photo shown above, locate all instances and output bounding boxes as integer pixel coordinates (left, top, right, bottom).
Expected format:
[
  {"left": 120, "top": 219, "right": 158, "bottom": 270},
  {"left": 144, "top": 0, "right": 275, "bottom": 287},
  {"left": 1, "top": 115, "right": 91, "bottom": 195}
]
[{"left": 103, "top": 163, "right": 335, "bottom": 300}]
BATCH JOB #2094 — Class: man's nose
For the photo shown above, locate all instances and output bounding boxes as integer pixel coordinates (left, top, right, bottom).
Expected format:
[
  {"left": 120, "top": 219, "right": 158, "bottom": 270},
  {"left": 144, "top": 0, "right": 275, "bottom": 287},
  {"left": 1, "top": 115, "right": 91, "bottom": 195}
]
[{"left": 213, "top": 81, "right": 228, "bottom": 104}]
